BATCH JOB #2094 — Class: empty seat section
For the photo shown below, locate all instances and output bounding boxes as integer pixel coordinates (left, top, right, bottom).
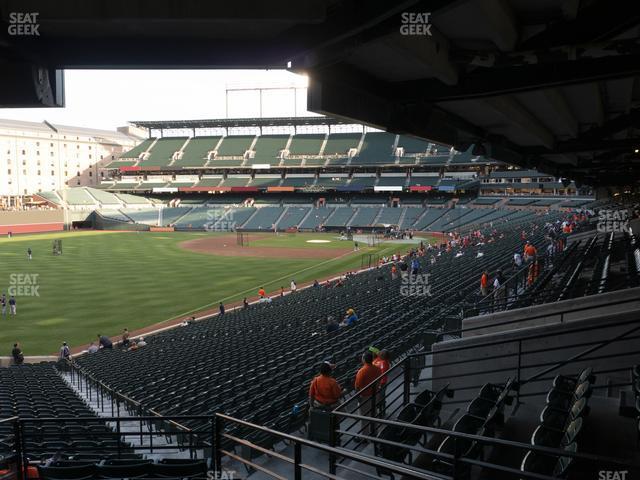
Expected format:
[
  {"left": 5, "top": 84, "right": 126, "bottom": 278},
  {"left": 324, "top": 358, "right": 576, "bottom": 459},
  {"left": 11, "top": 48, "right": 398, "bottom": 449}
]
[
  {"left": 397, "top": 135, "right": 429, "bottom": 164},
  {"left": 248, "top": 135, "right": 289, "bottom": 166},
  {"left": 299, "top": 207, "right": 335, "bottom": 230},
  {"left": 211, "top": 135, "right": 254, "bottom": 167},
  {"left": 119, "top": 138, "right": 156, "bottom": 160},
  {"left": 280, "top": 176, "right": 315, "bottom": 188},
  {"left": 349, "top": 177, "right": 377, "bottom": 189},
  {"left": 278, "top": 207, "right": 310, "bottom": 229},
  {"left": 222, "top": 176, "right": 251, "bottom": 187},
  {"left": 412, "top": 209, "right": 448, "bottom": 230},
  {"left": 351, "top": 132, "right": 396, "bottom": 165},
  {"left": 138, "top": 137, "right": 188, "bottom": 167},
  {"left": 175, "top": 136, "right": 221, "bottom": 167},
  {"left": 243, "top": 206, "right": 284, "bottom": 230},
  {"left": 377, "top": 207, "right": 403, "bottom": 225},
  {"left": 325, "top": 207, "right": 356, "bottom": 228},
  {"left": 349, "top": 207, "right": 380, "bottom": 228}
]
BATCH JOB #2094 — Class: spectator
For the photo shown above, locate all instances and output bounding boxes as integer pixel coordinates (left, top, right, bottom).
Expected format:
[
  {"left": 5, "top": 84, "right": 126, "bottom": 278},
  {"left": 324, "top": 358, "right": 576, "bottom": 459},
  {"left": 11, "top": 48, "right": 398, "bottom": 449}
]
[
  {"left": 121, "top": 328, "right": 130, "bottom": 348},
  {"left": 391, "top": 264, "right": 398, "bottom": 280},
  {"left": 373, "top": 350, "right": 390, "bottom": 415},
  {"left": 219, "top": 302, "right": 225, "bottom": 316},
  {"left": 411, "top": 257, "right": 420, "bottom": 276},
  {"left": 9, "top": 296, "right": 16, "bottom": 315},
  {"left": 325, "top": 316, "right": 339, "bottom": 333},
  {"left": 340, "top": 308, "right": 358, "bottom": 327},
  {"left": 290, "top": 279, "right": 297, "bottom": 293},
  {"left": 399, "top": 260, "right": 409, "bottom": 279},
  {"left": 354, "top": 351, "right": 381, "bottom": 439},
  {"left": 87, "top": 342, "right": 99, "bottom": 354},
  {"left": 313, "top": 280, "right": 320, "bottom": 288},
  {"left": 280, "top": 286, "right": 285, "bottom": 297},
  {"left": 480, "top": 271, "right": 489, "bottom": 296},
  {"left": 513, "top": 252, "right": 523, "bottom": 268},
  {"left": 12, "top": 343, "right": 24, "bottom": 365},
  {"left": 59, "top": 342, "right": 71, "bottom": 360},
  {"left": 308, "top": 362, "right": 343, "bottom": 409},
  {"left": 523, "top": 241, "right": 537, "bottom": 262},
  {"left": 258, "top": 287, "right": 265, "bottom": 298},
  {"left": 97, "top": 334, "right": 113, "bottom": 350},
  {"left": 243, "top": 297, "right": 249, "bottom": 309},
  {"left": 136, "top": 337, "right": 147, "bottom": 347}
]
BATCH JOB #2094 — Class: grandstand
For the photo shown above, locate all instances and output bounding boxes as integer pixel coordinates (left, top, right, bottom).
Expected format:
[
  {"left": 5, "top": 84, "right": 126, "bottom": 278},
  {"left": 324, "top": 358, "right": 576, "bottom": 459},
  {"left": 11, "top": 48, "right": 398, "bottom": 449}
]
[{"left": 2, "top": 115, "right": 637, "bottom": 480}]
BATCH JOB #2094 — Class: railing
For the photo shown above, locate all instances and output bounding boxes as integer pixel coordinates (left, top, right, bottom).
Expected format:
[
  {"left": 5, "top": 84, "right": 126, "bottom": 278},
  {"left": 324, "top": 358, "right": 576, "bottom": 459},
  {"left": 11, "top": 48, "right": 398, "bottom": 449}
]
[
  {"left": 329, "top": 308, "right": 640, "bottom": 478},
  {"left": 63, "top": 359, "right": 194, "bottom": 449},
  {"left": 1, "top": 415, "right": 214, "bottom": 480},
  {"left": 215, "top": 412, "right": 443, "bottom": 480}
]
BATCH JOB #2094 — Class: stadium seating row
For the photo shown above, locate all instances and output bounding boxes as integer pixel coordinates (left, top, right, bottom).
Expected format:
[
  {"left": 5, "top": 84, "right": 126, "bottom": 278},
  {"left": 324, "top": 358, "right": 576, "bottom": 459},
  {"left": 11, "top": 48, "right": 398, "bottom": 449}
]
[{"left": 112, "top": 132, "right": 485, "bottom": 169}]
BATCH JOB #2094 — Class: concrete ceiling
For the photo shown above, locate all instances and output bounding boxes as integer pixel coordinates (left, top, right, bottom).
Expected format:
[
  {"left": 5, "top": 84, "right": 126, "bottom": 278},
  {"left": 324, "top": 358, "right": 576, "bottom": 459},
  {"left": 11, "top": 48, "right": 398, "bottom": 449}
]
[{"left": 1, "top": 0, "right": 639, "bottom": 186}]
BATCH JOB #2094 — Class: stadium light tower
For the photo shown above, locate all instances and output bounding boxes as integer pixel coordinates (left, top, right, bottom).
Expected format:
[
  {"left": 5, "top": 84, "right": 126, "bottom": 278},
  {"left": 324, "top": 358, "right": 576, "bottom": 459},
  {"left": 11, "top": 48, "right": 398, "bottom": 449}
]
[{"left": 224, "top": 84, "right": 307, "bottom": 120}]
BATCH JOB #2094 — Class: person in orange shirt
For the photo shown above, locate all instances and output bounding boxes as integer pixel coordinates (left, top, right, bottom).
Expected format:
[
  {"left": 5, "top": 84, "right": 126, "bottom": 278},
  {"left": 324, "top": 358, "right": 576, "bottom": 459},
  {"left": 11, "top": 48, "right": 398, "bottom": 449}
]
[
  {"left": 309, "top": 362, "right": 343, "bottom": 409},
  {"left": 480, "top": 271, "right": 489, "bottom": 296},
  {"left": 523, "top": 242, "right": 537, "bottom": 262},
  {"left": 373, "top": 350, "right": 390, "bottom": 415},
  {"left": 354, "top": 351, "right": 381, "bottom": 439},
  {"left": 258, "top": 287, "right": 266, "bottom": 298}
]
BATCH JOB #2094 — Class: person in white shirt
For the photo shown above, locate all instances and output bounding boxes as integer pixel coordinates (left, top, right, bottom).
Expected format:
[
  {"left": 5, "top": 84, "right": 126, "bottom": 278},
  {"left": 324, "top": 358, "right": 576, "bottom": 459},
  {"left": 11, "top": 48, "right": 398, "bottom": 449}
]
[
  {"left": 136, "top": 337, "right": 147, "bottom": 347},
  {"left": 513, "top": 252, "right": 523, "bottom": 268},
  {"left": 59, "top": 342, "right": 71, "bottom": 360},
  {"left": 87, "top": 342, "right": 99, "bottom": 354},
  {"left": 290, "top": 279, "right": 297, "bottom": 292}
]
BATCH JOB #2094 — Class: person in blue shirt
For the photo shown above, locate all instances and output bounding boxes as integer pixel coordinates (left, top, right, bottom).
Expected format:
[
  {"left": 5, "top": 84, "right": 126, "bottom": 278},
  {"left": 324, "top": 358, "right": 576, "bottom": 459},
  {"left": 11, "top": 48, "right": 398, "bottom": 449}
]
[
  {"left": 411, "top": 258, "right": 420, "bottom": 276},
  {"left": 340, "top": 308, "right": 358, "bottom": 327}
]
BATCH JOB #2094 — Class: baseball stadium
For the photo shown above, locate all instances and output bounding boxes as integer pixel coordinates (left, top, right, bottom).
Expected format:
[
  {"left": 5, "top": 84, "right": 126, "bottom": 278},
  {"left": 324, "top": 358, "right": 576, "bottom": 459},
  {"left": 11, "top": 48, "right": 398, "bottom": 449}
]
[{"left": 1, "top": 2, "right": 640, "bottom": 480}]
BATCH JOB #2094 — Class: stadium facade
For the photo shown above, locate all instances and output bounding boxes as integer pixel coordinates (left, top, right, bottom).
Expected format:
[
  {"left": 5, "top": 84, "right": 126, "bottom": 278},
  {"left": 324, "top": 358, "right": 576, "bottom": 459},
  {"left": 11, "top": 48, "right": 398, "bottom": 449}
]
[{"left": 0, "top": 119, "right": 142, "bottom": 205}]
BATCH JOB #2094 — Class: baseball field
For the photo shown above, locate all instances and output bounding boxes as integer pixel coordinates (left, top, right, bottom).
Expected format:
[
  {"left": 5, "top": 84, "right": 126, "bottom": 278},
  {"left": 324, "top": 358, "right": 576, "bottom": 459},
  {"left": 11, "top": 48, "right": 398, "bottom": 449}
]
[{"left": 0, "top": 230, "right": 424, "bottom": 355}]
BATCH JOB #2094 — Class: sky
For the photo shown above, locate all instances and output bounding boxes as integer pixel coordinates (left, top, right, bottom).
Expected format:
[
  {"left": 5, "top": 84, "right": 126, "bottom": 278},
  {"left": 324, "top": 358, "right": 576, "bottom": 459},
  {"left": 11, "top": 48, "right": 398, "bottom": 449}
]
[{"left": 0, "top": 69, "right": 317, "bottom": 131}]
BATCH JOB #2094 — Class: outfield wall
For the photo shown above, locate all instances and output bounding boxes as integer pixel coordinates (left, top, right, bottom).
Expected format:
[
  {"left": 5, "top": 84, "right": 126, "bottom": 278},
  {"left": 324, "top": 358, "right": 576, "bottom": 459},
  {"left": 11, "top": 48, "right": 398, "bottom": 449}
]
[{"left": 0, "top": 210, "right": 65, "bottom": 234}]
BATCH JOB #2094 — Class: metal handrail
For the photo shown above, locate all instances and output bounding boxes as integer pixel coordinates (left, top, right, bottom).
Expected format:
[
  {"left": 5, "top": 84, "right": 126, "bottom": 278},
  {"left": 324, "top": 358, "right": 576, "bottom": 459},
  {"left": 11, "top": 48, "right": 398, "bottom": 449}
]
[
  {"left": 216, "top": 412, "right": 446, "bottom": 480},
  {"left": 331, "top": 411, "right": 635, "bottom": 468}
]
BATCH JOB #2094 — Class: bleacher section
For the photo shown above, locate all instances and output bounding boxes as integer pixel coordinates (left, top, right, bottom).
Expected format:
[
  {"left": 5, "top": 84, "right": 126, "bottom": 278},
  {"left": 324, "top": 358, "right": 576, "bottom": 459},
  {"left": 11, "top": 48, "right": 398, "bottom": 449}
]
[
  {"left": 351, "top": 132, "right": 396, "bottom": 165},
  {"left": 212, "top": 135, "right": 253, "bottom": 167},
  {"left": 138, "top": 137, "right": 187, "bottom": 167},
  {"left": 284, "top": 133, "right": 325, "bottom": 166},
  {"left": 241, "top": 206, "right": 284, "bottom": 230},
  {"left": 0, "top": 364, "right": 132, "bottom": 460},
  {"left": 277, "top": 207, "right": 310, "bottom": 230},
  {"left": 349, "top": 207, "right": 380, "bottom": 227},
  {"left": 119, "top": 138, "right": 156, "bottom": 160},
  {"left": 174, "top": 136, "right": 221, "bottom": 167},
  {"left": 247, "top": 134, "right": 289, "bottom": 166},
  {"left": 299, "top": 207, "right": 334, "bottom": 230}
]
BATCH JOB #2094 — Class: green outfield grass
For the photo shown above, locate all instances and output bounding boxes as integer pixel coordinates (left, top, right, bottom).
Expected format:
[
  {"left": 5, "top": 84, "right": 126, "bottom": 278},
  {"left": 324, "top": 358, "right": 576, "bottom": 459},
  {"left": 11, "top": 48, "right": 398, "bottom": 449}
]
[{"left": 0, "top": 230, "right": 422, "bottom": 355}]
